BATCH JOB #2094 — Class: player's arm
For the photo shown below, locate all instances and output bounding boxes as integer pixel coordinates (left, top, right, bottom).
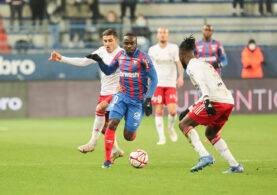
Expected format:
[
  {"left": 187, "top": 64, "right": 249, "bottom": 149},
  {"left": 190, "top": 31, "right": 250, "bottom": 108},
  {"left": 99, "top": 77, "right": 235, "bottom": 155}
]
[
  {"left": 218, "top": 42, "right": 228, "bottom": 67},
  {"left": 86, "top": 53, "right": 118, "bottom": 75},
  {"left": 143, "top": 54, "right": 158, "bottom": 116},
  {"left": 48, "top": 50, "right": 94, "bottom": 66}
]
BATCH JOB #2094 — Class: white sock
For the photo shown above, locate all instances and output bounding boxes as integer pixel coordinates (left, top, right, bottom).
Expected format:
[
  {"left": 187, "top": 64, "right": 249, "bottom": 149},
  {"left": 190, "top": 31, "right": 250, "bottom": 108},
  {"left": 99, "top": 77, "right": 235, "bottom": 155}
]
[
  {"left": 155, "top": 115, "right": 165, "bottom": 140},
  {"left": 187, "top": 129, "right": 209, "bottom": 157},
  {"left": 88, "top": 114, "right": 105, "bottom": 145},
  {"left": 112, "top": 136, "right": 120, "bottom": 153},
  {"left": 213, "top": 138, "right": 239, "bottom": 167},
  {"left": 168, "top": 114, "right": 177, "bottom": 129}
]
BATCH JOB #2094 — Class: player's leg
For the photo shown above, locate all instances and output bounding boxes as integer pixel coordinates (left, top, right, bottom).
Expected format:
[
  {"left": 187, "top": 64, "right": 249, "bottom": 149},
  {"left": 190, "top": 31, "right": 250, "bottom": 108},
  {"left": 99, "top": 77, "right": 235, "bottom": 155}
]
[
  {"left": 123, "top": 101, "right": 144, "bottom": 141},
  {"left": 165, "top": 87, "right": 178, "bottom": 142},
  {"left": 77, "top": 98, "right": 109, "bottom": 153},
  {"left": 102, "top": 94, "right": 126, "bottom": 168},
  {"left": 179, "top": 102, "right": 215, "bottom": 172},
  {"left": 152, "top": 87, "right": 166, "bottom": 145},
  {"left": 206, "top": 104, "right": 243, "bottom": 173}
]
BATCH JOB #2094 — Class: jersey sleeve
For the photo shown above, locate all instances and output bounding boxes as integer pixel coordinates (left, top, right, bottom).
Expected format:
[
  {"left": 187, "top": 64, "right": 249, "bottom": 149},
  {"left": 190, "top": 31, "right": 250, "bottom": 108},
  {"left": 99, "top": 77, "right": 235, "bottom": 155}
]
[
  {"left": 142, "top": 53, "right": 158, "bottom": 98},
  {"left": 98, "top": 51, "right": 121, "bottom": 75},
  {"left": 217, "top": 42, "right": 228, "bottom": 67}
]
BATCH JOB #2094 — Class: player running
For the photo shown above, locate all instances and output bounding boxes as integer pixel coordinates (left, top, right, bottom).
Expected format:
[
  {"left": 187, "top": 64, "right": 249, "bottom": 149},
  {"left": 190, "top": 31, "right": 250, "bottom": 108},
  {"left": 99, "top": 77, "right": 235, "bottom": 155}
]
[
  {"left": 178, "top": 35, "right": 244, "bottom": 173},
  {"left": 87, "top": 32, "right": 158, "bottom": 168},
  {"left": 48, "top": 29, "right": 124, "bottom": 163},
  {"left": 148, "top": 27, "right": 184, "bottom": 145}
]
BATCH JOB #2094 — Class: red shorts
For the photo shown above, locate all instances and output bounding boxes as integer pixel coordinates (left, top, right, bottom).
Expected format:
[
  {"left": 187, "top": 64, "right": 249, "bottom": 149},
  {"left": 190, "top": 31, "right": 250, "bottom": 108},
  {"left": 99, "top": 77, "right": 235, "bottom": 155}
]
[
  {"left": 152, "top": 87, "right": 178, "bottom": 105},
  {"left": 188, "top": 101, "right": 234, "bottom": 130},
  {"left": 97, "top": 95, "right": 114, "bottom": 122}
]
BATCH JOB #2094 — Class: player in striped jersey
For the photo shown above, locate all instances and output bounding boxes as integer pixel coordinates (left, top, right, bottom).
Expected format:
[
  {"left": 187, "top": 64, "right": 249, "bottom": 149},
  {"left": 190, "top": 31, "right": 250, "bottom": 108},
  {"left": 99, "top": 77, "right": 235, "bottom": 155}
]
[
  {"left": 178, "top": 35, "right": 243, "bottom": 173},
  {"left": 48, "top": 29, "right": 124, "bottom": 163},
  {"left": 87, "top": 32, "right": 158, "bottom": 168},
  {"left": 195, "top": 24, "right": 227, "bottom": 76}
]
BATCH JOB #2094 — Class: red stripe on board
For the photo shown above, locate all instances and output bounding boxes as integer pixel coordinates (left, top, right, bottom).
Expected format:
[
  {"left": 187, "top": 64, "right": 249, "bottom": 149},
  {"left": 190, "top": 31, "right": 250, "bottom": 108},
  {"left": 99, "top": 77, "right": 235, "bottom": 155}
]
[
  {"left": 121, "top": 55, "right": 127, "bottom": 94},
  {"left": 129, "top": 56, "right": 134, "bottom": 98},
  {"left": 137, "top": 52, "right": 143, "bottom": 100}
]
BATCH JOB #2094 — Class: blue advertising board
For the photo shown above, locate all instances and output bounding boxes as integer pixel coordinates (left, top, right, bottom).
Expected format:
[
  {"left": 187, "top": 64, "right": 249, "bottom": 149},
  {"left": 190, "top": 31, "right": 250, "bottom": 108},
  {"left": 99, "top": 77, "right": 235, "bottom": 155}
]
[{"left": 0, "top": 53, "right": 99, "bottom": 81}]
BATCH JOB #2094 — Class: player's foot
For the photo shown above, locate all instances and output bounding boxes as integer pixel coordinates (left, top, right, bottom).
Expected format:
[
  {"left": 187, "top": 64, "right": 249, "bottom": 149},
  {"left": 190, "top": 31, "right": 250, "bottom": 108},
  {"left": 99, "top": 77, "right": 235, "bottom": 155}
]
[
  {"left": 223, "top": 164, "right": 244, "bottom": 174},
  {"left": 102, "top": 160, "right": 112, "bottom": 168},
  {"left": 168, "top": 127, "right": 178, "bottom": 142},
  {"left": 190, "top": 154, "right": 215, "bottom": 172},
  {"left": 77, "top": 143, "right": 95, "bottom": 153},
  {"left": 156, "top": 138, "right": 166, "bottom": 145},
  {"left": 111, "top": 149, "right": 124, "bottom": 164}
]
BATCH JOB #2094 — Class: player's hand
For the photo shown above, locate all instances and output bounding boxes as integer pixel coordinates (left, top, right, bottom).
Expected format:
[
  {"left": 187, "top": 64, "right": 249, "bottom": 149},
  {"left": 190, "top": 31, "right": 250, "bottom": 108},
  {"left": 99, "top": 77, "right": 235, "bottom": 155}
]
[
  {"left": 179, "top": 109, "right": 189, "bottom": 121},
  {"left": 246, "top": 65, "right": 252, "bottom": 69},
  {"left": 177, "top": 76, "right": 184, "bottom": 88},
  {"left": 212, "top": 62, "right": 222, "bottom": 69},
  {"left": 144, "top": 97, "right": 152, "bottom": 116},
  {"left": 204, "top": 99, "right": 216, "bottom": 116},
  {"left": 48, "top": 51, "right": 62, "bottom": 62},
  {"left": 86, "top": 54, "right": 103, "bottom": 64}
]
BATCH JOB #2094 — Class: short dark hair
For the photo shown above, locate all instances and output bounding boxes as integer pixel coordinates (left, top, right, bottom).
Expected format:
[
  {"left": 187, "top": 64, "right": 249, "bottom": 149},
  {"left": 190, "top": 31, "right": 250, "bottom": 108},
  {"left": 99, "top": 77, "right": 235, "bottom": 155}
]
[
  {"left": 102, "top": 28, "right": 118, "bottom": 38},
  {"left": 124, "top": 32, "right": 137, "bottom": 38},
  {"left": 179, "top": 35, "right": 196, "bottom": 52}
]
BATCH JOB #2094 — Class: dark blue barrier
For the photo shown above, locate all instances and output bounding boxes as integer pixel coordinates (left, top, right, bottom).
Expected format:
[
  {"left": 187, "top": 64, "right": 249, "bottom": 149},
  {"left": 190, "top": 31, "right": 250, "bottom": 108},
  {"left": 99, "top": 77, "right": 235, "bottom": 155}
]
[{"left": 0, "top": 53, "right": 99, "bottom": 81}]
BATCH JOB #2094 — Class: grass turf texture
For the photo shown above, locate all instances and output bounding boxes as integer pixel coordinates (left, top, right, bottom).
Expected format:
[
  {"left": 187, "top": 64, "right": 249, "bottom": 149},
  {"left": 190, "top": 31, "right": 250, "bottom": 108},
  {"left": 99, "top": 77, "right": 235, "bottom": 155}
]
[{"left": 0, "top": 115, "right": 277, "bottom": 195}]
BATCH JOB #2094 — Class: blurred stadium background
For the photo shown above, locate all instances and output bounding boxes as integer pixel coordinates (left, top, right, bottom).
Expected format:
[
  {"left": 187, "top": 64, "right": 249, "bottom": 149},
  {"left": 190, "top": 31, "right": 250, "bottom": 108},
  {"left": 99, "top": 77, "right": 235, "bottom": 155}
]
[
  {"left": 1, "top": 0, "right": 277, "bottom": 118},
  {"left": 1, "top": 1, "right": 277, "bottom": 194}
]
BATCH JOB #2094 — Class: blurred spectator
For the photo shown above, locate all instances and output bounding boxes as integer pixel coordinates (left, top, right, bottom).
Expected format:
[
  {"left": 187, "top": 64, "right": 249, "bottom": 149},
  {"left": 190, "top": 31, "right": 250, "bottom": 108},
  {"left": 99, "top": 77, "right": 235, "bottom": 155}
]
[
  {"left": 29, "top": 0, "right": 46, "bottom": 26},
  {"left": 241, "top": 39, "right": 264, "bottom": 78},
  {"left": 120, "top": 0, "right": 137, "bottom": 22},
  {"left": 169, "top": 0, "right": 188, "bottom": 2},
  {"left": 232, "top": 0, "right": 244, "bottom": 16},
  {"left": 66, "top": 0, "right": 93, "bottom": 48},
  {"left": 90, "top": 0, "right": 104, "bottom": 24},
  {"left": 195, "top": 24, "right": 228, "bottom": 76},
  {"left": 258, "top": 0, "right": 273, "bottom": 15},
  {"left": 6, "top": 0, "right": 27, "bottom": 27},
  {"left": 99, "top": 10, "right": 121, "bottom": 38},
  {"left": 131, "top": 13, "right": 151, "bottom": 51}
]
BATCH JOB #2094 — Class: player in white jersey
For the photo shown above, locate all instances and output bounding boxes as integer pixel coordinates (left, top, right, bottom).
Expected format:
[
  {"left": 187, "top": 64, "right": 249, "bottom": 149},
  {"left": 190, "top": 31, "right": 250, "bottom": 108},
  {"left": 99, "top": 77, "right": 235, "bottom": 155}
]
[
  {"left": 48, "top": 29, "right": 124, "bottom": 163},
  {"left": 148, "top": 27, "right": 184, "bottom": 145},
  {"left": 178, "top": 35, "right": 244, "bottom": 173}
]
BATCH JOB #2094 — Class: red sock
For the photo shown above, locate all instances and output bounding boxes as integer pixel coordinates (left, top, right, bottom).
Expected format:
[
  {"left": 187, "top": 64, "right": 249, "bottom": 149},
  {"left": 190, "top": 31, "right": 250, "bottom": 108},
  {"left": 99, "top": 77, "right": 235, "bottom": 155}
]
[
  {"left": 131, "top": 132, "right": 136, "bottom": 141},
  {"left": 104, "top": 128, "right": 116, "bottom": 162}
]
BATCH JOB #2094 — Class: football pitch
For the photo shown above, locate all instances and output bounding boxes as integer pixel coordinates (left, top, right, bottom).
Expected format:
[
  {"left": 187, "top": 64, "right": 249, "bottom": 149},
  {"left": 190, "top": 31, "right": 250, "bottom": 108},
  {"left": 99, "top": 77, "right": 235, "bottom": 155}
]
[{"left": 1, "top": 115, "right": 277, "bottom": 195}]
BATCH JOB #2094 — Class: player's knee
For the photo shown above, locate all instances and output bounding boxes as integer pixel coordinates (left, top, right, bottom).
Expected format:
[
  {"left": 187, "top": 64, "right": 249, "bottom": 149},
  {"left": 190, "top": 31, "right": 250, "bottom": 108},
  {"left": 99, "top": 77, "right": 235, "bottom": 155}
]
[
  {"left": 124, "top": 131, "right": 133, "bottom": 141},
  {"left": 108, "top": 119, "right": 120, "bottom": 130},
  {"left": 179, "top": 121, "right": 186, "bottom": 132},
  {"left": 205, "top": 127, "right": 218, "bottom": 140},
  {"left": 168, "top": 111, "right": 177, "bottom": 116}
]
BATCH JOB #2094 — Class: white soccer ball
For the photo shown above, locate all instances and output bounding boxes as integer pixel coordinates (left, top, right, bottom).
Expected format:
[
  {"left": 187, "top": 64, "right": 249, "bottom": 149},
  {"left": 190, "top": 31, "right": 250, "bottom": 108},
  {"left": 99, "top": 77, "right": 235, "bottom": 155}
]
[{"left": 129, "top": 149, "right": 149, "bottom": 168}]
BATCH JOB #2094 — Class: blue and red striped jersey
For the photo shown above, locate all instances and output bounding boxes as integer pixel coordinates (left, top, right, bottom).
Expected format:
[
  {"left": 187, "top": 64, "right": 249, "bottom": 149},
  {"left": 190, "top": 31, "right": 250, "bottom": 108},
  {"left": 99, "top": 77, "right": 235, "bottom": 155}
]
[
  {"left": 195, "top": 39, "right": 228, "bottom": 74},
  {"left": 97, "top": 49, "right": 158, "bottom": 101}
]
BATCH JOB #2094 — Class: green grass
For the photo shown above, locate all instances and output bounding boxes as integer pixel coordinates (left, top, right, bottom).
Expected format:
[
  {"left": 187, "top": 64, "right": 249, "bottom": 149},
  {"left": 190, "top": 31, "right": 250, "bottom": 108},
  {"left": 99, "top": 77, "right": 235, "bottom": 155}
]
[{"left": 0, "top": 115, "right": 277, "bottom": 195}]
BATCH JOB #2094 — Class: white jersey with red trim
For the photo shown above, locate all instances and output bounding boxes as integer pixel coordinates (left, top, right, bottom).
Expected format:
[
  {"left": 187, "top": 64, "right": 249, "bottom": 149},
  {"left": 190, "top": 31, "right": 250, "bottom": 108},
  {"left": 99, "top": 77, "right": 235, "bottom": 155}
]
[
  {"left": 186, "top": 58, "right": 234, "bottom": 104},
  {"left": 61, "top": 46, "right": 122, "bottom": 95},
  {"left": 148, "top": 43, "right": 180, "bottom": 87}
]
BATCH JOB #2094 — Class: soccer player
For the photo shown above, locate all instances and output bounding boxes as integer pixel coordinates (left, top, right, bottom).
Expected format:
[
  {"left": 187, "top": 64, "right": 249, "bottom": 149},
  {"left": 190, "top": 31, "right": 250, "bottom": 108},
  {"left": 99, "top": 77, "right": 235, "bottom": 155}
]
[
  {"left": 87, "top": 32, "right": 158, "bottom": 168},
  {"left": 178, "top": 35, "right": 244, "bottom": 173},
  {"left": 195, "top": 24, "right": 228, "bottom": 76},
  {"left": 48, "top": 29, "right": 124, "bottom": 163},
  {"left": 148, "top": 27, "right": 184, "bottom": 145}
]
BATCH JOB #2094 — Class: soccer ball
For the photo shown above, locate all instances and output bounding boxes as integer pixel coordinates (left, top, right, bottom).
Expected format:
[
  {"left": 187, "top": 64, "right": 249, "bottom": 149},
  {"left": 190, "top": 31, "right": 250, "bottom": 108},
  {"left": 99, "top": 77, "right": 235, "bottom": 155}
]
[{"left": 129, "top": 149, "right": 148, "bottom": 168}]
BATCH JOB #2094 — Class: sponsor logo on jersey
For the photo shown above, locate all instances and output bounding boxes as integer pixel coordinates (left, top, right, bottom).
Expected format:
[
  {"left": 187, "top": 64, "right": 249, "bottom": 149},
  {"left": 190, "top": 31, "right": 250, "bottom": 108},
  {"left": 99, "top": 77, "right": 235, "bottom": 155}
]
[{"left": 120, "top": 72, "right": 139, "bottom": 78}]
